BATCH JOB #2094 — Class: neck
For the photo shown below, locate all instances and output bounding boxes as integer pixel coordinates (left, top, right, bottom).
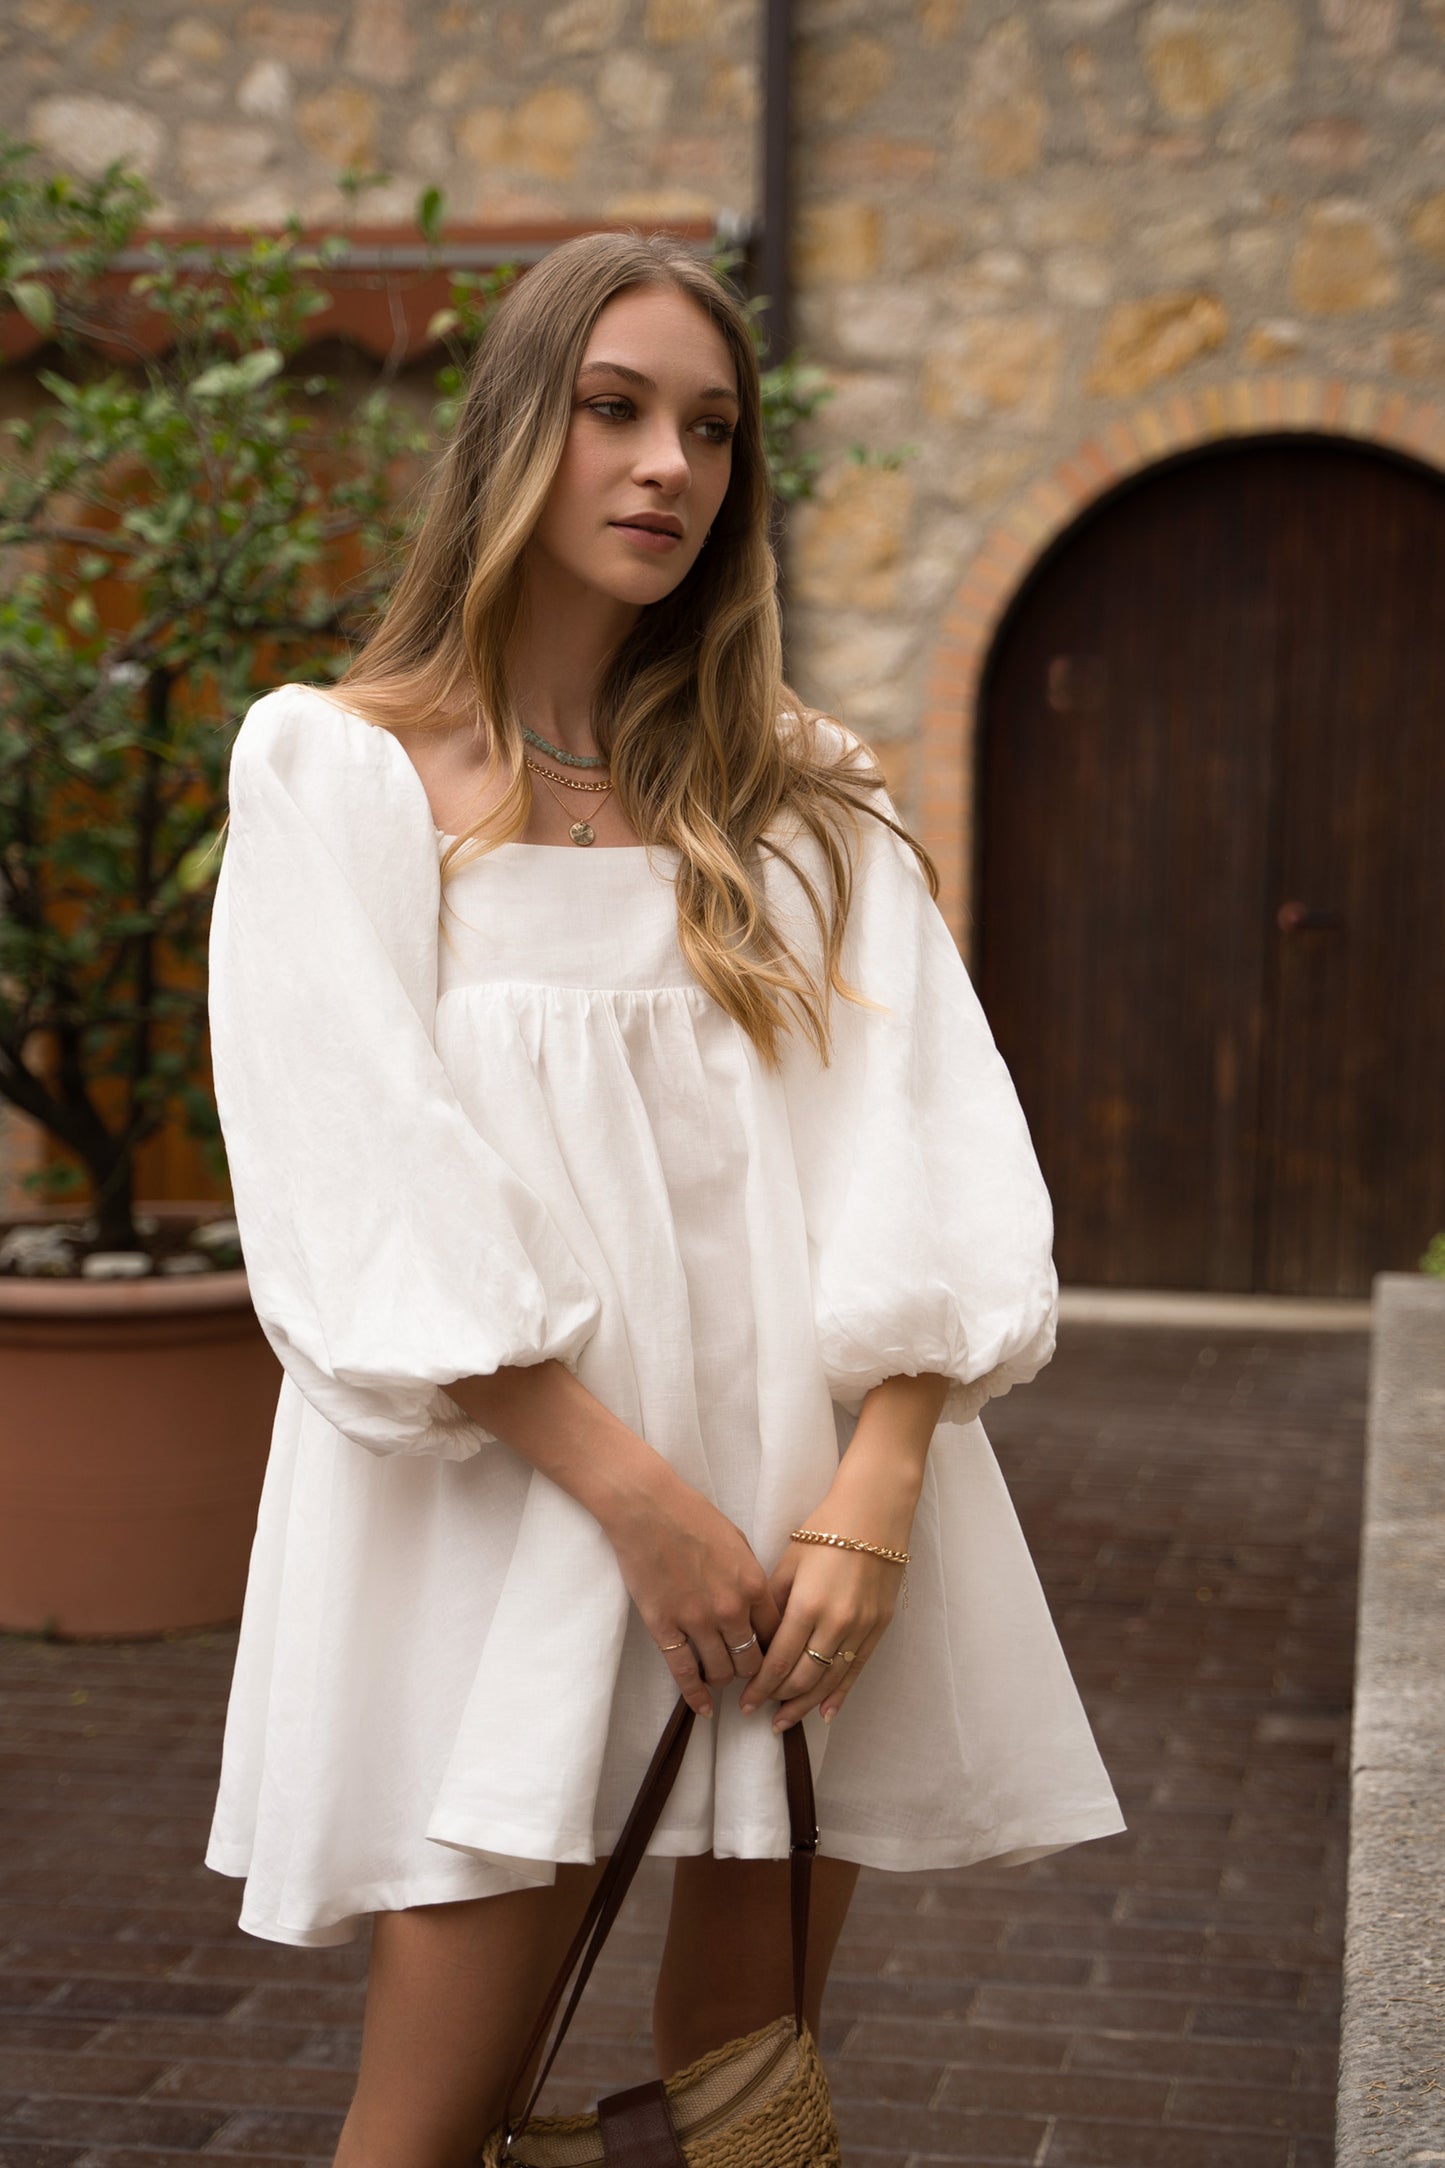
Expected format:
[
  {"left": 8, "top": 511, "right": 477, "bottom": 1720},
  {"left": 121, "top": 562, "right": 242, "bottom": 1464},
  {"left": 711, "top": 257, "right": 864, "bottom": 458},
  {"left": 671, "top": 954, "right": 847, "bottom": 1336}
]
[{"left": 509, "top": 548, "right": 640, "bottom": 760}]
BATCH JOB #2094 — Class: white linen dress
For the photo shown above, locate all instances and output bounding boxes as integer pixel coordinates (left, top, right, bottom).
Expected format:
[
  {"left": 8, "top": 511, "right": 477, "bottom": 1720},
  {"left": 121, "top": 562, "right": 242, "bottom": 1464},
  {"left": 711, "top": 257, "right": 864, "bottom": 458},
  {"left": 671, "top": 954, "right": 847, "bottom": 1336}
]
[{"left": 204, "top": 683, "right": 1123, "bottom": 1947}]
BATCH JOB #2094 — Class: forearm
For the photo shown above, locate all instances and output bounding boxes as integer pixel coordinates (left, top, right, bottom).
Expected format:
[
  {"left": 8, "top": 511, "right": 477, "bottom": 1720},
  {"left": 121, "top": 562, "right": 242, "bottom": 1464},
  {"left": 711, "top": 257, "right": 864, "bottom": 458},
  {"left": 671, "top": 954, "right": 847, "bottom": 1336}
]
[
  {"left": 447, "top": 1360, "right": 669, "bottom": 1536},
  {"left": 818, "top": 1371, "right": 949, "bottom": 1546},
  {"left": 744, "top": 1371, "right": 949, "bottom": 1726},
  {"left": 448, "top": 1362, "right": 947, "bottom": 1554}
]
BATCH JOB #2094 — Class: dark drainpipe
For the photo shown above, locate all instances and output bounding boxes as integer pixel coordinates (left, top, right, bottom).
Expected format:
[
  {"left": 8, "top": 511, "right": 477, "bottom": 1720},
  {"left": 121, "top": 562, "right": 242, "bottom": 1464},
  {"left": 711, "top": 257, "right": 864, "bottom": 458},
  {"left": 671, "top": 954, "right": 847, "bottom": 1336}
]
[
  {"left": 757, "top": 0, "right": 793, "bottom": 366},
  {"left": 756, "top": 0, "right": 795, "bottom": 660}
]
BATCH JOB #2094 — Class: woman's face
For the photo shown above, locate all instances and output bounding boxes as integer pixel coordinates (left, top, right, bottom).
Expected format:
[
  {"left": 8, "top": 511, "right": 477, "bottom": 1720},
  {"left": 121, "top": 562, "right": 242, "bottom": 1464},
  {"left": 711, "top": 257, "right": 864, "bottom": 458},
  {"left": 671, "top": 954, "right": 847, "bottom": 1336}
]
[{"left": 526, "top": 282, "right": 741, "bottom": 609}]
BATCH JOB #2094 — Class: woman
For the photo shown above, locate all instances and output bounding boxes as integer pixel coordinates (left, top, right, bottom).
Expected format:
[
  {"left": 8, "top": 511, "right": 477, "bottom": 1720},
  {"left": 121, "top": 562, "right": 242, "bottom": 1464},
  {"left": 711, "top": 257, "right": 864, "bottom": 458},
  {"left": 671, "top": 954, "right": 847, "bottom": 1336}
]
[{"left": 206, "top": 231, "right": 1123, "bottom": 2168}]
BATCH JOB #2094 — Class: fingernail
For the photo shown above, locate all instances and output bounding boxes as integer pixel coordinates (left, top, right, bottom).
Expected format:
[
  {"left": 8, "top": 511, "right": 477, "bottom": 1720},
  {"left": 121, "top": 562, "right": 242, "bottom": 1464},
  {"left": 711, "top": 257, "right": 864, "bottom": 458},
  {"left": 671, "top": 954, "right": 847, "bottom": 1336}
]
[
  {"left": 739, "top": 1701, "right": 756, "bottom": 1716},
  {"left": 699, "top": 1703, "right": 714, "bottom": 1718},
  {"left": 772, "top": 1715, "right": 789, "bottom": 1733},
  {"left": 822, "top": 1707, "right": 836, "bottom": 1723}
]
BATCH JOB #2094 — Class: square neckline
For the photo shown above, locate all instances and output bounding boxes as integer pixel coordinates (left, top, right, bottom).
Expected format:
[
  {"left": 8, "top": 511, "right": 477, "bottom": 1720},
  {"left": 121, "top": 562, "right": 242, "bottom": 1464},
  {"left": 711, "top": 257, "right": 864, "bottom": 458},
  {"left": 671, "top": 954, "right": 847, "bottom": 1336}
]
[
  {"left": 435, "top": 827, "right": 672, "bottom": 857},
  {"left": 324, "top": 694, "right": 656, "bottom": 856}
]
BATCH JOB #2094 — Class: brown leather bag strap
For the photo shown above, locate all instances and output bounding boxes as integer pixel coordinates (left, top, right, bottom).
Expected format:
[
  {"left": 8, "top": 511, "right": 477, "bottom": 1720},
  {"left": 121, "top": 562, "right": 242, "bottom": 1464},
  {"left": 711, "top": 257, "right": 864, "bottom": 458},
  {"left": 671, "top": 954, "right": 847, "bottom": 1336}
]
[
  {"left": 598, "top": 2080, "right": 688, "bottom": 2168},
  {"left": 787, "top": 1712, "right": 818, "bottom": 2033},
  {"left": 500, "top": 1701, "right": 818, "bottom": 2152},
  {"left": 504, "top": 1699, "right": 695, "bottom": 2144}
]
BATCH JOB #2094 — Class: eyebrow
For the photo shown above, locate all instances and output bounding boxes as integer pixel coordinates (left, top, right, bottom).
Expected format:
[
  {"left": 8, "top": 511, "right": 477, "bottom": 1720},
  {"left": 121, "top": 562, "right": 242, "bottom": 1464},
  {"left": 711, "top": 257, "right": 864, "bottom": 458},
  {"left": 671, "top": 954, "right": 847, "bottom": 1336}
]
[{"left": 577, "top": 359, "right": 740, "bottom": 404}]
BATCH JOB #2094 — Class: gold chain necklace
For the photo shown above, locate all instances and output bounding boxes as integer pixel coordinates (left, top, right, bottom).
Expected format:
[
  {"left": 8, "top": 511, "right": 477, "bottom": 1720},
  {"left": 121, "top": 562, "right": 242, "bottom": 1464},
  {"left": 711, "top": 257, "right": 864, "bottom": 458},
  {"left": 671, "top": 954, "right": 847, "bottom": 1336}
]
[
  {"left": 523, "top": 754, "right": 614, "bottom": 794},
  {"left": 526, "top": 758, "right": 613, "bottom": 847}
]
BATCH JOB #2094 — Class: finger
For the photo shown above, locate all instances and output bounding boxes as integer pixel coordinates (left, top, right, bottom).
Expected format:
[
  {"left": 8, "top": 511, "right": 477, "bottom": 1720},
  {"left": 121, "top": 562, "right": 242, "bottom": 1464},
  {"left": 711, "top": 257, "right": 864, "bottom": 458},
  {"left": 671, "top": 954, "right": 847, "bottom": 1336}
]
[
  {"left": 739, "top": 1617, "right": 813, "bottom": 1714},
  {"left": 818, "top": 1630, "right": 880, "bottom": 1720},
  {"left": 691, "top": 1627, "right": 737, "bottom": 1693},
  {"left": 720, "top": 1616, "right": 765, "bottom": 1679},
  {"left": 766, "top": 1557, "right": 797, "bottom": 1618},
  {"left": 744, "top": 1616, "right": 841, "bottom": 1714},
  {"left": 773, "top": 1639, "right": 847, "bottom": 1714},
  {"left": 773, "top": 1615, "right": 881, "bottom": 1724},
  {"left": 658, "top": 1635, "right": 713, "bottom": 1718},
  {"left": 781, "top": 1626, "right": 885, "bottom": 1729},
  {"left": 819, "top": 1652, "right": 868, "bottom": 1721}
]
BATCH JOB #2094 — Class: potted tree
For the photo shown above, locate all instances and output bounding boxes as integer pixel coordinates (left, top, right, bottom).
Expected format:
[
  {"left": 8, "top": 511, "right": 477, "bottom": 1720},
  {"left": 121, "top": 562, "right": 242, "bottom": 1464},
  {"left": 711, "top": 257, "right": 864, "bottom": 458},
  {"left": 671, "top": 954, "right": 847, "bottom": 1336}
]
[
  {"left": 0, "top": 143, "right": 430, "bottom": 1634},
  {"left": 0, "top": 142, "right": 840, "bottom": 1638}
]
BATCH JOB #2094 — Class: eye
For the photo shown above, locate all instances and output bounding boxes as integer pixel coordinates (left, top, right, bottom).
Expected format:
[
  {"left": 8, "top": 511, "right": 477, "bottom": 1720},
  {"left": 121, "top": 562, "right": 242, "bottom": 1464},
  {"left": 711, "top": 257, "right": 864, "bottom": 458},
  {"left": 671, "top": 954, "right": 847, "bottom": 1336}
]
[{"left": 582, "top": 396, "right": 734, "bottom": 447}]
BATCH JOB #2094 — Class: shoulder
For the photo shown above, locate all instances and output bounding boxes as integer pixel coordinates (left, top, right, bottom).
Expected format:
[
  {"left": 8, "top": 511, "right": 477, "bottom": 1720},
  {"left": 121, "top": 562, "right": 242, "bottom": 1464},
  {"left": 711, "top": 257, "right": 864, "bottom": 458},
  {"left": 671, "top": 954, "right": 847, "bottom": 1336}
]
[
  {"left": 232, "top": 682, "right": 397, "bottom": 788},
  {"left": 222, "top": 686, "right": 442, "bottom": 984},
  {"left": 228, "top": 684, "right": 433, "bottom": 846},
  {"left": 777, "top": 705, "right": 876, "bottom": 782},
  {"left": 760, "top": 712, "right": 926, "bottom": 943},
  {"left": 220, "top": 688, "right": 443, "bottom": 1006},
  {"left": 774, "top": 707, "right": 913, "bottom": 875}
]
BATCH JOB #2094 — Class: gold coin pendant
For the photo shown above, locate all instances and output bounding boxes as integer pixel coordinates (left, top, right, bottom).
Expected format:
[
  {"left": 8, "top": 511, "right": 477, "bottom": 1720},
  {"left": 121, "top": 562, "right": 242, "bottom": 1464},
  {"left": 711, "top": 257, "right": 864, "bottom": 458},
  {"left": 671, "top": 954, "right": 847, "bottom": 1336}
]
[{"left": 569, "top": 820, "right": 595, "bottom": 847}]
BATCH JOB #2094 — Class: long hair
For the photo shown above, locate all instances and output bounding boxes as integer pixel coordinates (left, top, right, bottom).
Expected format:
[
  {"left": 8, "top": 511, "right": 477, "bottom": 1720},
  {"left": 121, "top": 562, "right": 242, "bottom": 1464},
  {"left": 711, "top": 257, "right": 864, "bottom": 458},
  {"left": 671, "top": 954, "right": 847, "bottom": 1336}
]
[{"left": 324, "top": 229, "right": 938, "bottom": 1066}]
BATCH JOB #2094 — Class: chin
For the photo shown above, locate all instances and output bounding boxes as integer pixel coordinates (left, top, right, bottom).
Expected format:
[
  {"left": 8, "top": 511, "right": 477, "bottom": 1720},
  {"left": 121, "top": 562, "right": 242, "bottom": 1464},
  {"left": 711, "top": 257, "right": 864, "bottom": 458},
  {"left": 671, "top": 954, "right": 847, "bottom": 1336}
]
[{"left": 591, "top": 560, "right": 697, "bottom": 608}]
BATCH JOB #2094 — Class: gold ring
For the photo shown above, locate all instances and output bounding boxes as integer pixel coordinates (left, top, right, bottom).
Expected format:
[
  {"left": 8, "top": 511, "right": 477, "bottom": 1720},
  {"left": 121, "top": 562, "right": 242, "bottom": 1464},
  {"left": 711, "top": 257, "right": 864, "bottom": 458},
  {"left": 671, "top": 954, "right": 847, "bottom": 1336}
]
[
  {"left": 835, "top": 1649, "right": 858, "bottom": 1664},
  {"left": 804, "top": 1647, "right": 834, "bottom": 1667},
  {"left": 728, "top": 1632, "right": 759, "bottom": 1653},
  {"left": 659, "top": 1638, "right": 688, "bottom": 1653}
]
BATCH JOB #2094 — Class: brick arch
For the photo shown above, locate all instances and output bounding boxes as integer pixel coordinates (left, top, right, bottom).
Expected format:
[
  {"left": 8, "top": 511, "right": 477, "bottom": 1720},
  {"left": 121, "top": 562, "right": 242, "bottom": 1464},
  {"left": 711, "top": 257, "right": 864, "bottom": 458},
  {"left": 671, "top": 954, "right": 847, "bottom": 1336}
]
[{"left": 920, "top": 374, "right": 1445, "bottom": 955}]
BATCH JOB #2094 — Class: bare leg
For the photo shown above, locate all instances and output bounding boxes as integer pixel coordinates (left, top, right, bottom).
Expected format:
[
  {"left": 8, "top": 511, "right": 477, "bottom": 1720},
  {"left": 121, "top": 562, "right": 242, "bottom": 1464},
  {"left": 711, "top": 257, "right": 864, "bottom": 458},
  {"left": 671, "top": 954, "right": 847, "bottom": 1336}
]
[
  {"left": 653, "top": 1853, "right": 861, "bottom": 2076},
  {"left": 331, "top": 1861, "right": 606, "bottom": 2168}
]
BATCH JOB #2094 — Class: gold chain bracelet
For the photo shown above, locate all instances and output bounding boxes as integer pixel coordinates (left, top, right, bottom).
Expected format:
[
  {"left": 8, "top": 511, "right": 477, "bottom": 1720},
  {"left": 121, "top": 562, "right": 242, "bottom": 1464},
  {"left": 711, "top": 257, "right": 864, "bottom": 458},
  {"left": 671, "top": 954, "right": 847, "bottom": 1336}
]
[{"left": 789, "top": 1527, "right": 911, "bottom": 1608}]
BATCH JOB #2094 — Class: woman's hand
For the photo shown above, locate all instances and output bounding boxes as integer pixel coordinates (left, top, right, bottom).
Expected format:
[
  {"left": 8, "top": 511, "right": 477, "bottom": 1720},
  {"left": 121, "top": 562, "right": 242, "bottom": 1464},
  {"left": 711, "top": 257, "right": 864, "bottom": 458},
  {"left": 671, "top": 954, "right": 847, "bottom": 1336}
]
[
  {"left": 605, "top": 1464, "right": 780, "bottom": 1718},
  {"left": 447, "top": 1359, "right": 778, "bottom": 1720},
  {"left": 741, "top": 1539, "right": 903, "bottom": 1729},
  {"left": 739, "top": 1370, "right": 948, "bottom": 1730},
  {"left": 447, "top": 1360, "right": 946, "bottom": 1727}
]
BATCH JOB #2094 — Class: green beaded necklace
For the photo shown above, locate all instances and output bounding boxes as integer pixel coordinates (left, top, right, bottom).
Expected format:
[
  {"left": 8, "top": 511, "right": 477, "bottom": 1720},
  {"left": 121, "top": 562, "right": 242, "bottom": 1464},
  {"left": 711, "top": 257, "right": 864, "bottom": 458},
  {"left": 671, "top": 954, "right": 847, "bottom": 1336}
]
[{"left": 519, "top": 722, "right": 608, "bottom": 770}]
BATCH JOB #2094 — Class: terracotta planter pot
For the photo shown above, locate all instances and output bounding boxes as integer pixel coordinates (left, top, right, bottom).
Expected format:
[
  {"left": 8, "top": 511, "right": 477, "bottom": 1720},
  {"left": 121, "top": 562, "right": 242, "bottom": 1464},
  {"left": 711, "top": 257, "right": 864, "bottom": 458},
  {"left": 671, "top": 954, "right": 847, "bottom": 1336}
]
[{"left": 0, "top": 1212, "right": 280, "bottom": 1637}]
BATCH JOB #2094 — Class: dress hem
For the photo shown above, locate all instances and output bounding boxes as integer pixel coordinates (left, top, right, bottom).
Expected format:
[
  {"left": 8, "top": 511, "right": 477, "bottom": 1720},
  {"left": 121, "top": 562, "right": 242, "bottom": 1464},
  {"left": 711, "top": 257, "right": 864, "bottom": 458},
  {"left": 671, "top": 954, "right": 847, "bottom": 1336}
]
[{"left": 205, "top": 1802, "right": 1127, "bottom": 1948}]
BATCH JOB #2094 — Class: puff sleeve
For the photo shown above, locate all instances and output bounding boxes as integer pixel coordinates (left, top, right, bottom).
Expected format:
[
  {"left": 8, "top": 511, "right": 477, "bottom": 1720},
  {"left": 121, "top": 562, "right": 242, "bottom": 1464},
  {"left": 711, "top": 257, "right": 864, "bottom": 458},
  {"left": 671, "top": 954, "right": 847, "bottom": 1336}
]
[
  {"left": 207, "top": 685, "right": 602, "bottom": 1459},
  {"left": 774, "top": 774, "right": 1057, "bottom": 1430}
]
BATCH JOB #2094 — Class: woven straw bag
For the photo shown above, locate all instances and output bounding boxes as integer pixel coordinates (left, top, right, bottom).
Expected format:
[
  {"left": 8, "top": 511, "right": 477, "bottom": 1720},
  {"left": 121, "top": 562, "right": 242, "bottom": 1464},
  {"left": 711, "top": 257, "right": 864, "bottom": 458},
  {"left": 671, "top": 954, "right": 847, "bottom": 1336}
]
[{"left": 478, "top": 1700, "right": 841, "bottom": 2168}]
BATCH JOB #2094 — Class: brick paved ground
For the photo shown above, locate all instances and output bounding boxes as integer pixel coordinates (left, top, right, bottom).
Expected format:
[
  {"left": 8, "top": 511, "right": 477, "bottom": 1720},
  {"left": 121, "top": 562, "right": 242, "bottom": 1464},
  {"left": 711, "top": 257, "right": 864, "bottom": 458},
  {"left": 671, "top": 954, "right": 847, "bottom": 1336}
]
[{"left": 0, "top": 1321, "right": 1367, "bottom": 2168}]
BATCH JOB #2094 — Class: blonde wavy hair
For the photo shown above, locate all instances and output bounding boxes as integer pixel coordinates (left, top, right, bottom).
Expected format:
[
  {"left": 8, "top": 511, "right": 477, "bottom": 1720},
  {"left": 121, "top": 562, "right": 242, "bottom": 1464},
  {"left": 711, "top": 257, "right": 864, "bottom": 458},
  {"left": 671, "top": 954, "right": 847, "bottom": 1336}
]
[{"left": 325, "top": 229, "right": 938, "bottom": 1066}]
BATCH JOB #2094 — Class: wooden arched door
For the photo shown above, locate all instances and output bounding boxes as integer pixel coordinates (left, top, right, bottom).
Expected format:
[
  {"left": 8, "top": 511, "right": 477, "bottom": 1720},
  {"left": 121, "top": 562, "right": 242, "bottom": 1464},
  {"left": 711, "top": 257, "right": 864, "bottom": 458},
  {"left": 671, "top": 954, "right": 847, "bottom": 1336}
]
[{"left": 976, "top": 437, "right": 1445, "bottom": 1296}]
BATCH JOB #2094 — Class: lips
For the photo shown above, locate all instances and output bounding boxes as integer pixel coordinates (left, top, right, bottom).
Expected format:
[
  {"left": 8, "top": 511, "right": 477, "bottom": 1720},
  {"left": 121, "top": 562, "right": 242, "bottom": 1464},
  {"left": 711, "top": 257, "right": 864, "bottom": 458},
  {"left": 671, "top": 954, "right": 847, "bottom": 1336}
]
[
  {"left": 611, "top": 518, "right": 684, "bottom": 555},
  {"left": 611, "top": 516, "right": 684, "bottom": 538}
]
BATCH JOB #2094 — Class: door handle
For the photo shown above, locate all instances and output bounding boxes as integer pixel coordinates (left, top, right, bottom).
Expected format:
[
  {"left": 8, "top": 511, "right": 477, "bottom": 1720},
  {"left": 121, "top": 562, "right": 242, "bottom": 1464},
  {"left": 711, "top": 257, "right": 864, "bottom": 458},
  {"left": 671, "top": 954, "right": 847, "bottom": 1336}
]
[{"left": 1276, "top": 901, "right": 1343, "bottom": 933}]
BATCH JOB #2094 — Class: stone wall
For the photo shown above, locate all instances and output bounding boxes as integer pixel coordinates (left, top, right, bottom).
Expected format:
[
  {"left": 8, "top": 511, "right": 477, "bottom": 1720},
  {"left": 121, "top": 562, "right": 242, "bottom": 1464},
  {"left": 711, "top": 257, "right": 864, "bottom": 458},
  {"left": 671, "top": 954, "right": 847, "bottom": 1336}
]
[
  {"left": 2, "top": 0, "right": 1443, "bottom": 822},
  {"left": 0, "top": 0, "right": 757, "bottom": 228},
  {"left": 785, "top": 0, "right": 1445, "bottom": 813}
]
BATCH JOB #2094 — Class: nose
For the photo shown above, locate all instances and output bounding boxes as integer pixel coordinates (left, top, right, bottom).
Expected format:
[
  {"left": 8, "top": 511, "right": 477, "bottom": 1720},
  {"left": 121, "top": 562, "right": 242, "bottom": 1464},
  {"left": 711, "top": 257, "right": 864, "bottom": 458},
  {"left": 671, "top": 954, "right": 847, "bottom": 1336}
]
[{"left": 632, "top": 415, "right": 691, "bottom": 496}]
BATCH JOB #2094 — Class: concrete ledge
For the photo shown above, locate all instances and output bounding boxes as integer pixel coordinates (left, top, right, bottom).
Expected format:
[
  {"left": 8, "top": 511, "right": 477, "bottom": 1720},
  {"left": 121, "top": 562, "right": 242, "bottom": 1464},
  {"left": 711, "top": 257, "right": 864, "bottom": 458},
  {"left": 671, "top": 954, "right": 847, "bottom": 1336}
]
[
  {"left": 1337, "top": 1272, "right": 1445, "bottom": 2166},
  {"left": 1058, "top": 1287, "right": 1373, "bottom": 1332}
]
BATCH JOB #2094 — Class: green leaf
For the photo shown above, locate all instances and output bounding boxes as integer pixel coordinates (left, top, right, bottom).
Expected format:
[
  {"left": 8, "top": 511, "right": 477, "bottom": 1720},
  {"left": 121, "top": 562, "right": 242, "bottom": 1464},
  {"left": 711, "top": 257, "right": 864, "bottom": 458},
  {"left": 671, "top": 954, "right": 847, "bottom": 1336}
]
[
  {"left": 231, "top": 345, "right": 287, "bottom": 390},
  {"left": 10, "top": 277, "right": 54, "bottom": 334},
  {"left": 189, "top": 347, "right": 284, "bottom": 399},
  {"left": 418, "top": 185, "right": 445, "bottom": 245},
  {"left": 176, "top": 833, "right": 224, "bottom": 892},
  {"left": 22, "top": 1160, "right": 88, "bottom": 1202}
]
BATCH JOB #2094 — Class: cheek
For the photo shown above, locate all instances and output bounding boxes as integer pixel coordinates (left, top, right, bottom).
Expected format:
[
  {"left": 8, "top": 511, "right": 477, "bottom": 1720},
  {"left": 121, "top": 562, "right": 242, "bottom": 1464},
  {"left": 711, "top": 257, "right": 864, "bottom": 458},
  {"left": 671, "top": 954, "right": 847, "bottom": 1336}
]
[
  {"left": 536, "top": 430, "right": 613, "bottom": 551},
  {"left": 705, "top": 434, "right": 736, "bottom": 500},
  {"left": 702, "top": 458, "right": 734, "bottom": 530}
]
